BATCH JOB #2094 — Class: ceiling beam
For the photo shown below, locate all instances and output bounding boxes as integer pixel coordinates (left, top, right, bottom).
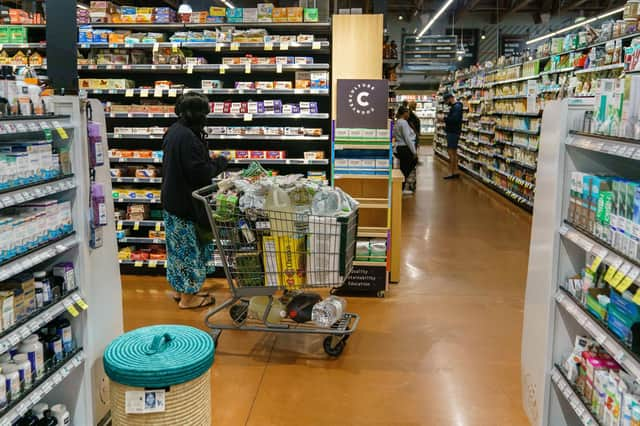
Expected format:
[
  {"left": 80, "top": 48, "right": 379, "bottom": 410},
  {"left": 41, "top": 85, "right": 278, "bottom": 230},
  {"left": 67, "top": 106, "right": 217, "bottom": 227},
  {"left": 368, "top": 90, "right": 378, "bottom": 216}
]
[{"left": 506, "top": 0, "right": 536, "bottom": 14}]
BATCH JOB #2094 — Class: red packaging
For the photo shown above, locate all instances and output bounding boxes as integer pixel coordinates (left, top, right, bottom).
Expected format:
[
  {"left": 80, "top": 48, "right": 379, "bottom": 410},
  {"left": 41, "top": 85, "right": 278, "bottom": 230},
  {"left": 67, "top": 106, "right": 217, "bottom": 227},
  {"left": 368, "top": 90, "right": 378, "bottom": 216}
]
[
  {"left": 250, "top": 150, "right": 266, "bottom": 159},
  {"left": 223, "top": 101, "right": 232, "bottom": 114},
  {"left": 240, "top": 102, "right": 249, "bottom": 113},
  {"left": 236, "top": 150, "right": 250, "bottom": 159},
  {"left": 266, "top": 150, "right": 286, "bottom": 159}
]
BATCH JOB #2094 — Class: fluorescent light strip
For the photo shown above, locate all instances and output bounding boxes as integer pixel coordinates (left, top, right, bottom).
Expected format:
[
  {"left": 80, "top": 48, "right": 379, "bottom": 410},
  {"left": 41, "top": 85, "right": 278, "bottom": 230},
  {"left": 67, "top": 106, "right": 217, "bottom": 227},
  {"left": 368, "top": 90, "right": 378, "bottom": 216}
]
[
  {"left": 526, "top": 7, "right": 624, "bottom": 45},
  {"left": 221, "top": 0, "right": 236, "bottom": 9},
  {"left": 417, "top": 0, "right": 455, "bottom": 38}
]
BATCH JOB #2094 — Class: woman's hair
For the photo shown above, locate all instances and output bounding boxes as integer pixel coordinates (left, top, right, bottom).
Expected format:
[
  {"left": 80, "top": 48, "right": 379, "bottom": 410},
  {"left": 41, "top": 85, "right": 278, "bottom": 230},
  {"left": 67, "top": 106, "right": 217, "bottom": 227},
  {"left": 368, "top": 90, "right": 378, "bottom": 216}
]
[
  {"left": 175, "top": 92, "right": 210, "bottom": 137},
  {"left": 396, "top": 105, "right": 409, "bottom": 118}
]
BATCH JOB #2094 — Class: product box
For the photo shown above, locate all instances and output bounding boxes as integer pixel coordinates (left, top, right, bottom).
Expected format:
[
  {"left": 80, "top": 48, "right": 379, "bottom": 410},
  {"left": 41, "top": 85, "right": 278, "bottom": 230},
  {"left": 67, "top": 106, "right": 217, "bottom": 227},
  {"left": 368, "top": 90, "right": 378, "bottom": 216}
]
[
  {"left": 209, "top": 7, "right": 226, "bottom": 17},
  {"left": 375, "top": 159, "right": 390, "bottom": 169},
  {"left": 0, "top": 291, "right": 14, "bottom": 331},
  {"left": 334, "top": 158, "right": 348, "bottom": 168},
  {"left": 287, "top": 7, "right": 303, "bottom": 22},
  {"left": 361, "top": 159, "right": 376, "bottom": 169},
  {"left": 226, "top": 7, "right": 243, "bottom": 23},
  {"left": 272, "top": 7, "right": 288, "bottom": 22},
  {"left": 243, "top": 8, "right": 258, "bottom": 22},
  {"left": 304, "top": 151, "right": 324, "bottom": 160},
  {"left": 266, "top": 151, "right": 285, "bottom": 159},
  {"left": 348, "top": 159, "right": 364, "bottom": 169},
  {"left": 249, "top": 150, "right": 266, "bottom": 159},
  {"left": 304, "top": 8, "right": 319, "bottom": 22},
  {"left": 54, "top": 262, "right": 76, "bottom": 291},
  {"left": 235, "top": 150, "right": 250, "bottom": 159},
  {"left": 257, "top": 3, "right": 274, "bottom": 22}
]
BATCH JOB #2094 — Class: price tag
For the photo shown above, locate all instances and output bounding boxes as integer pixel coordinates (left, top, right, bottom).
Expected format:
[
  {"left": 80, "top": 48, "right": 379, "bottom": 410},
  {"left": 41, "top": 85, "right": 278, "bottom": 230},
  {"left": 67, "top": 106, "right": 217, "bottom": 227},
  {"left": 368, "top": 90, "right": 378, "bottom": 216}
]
[
  {"left": 63, "top": 300, "right": 79, "bottom": 317},
  {"left": 155, "top": 222, "right": 162, "bottom": 231},
  {"left": 30, "top": 390, "right": 43, "bottom": 405},
  {"left": 312, "top": 41, "right": 321, "bottom": 50},
  {"left": 168, "top": 88, "right": 178, "bottom": 98},
  {"left": 19, "top": 327, "right": 31, "bottom": 340},
  {"left": 148, "top": 260, "right": 158, "bottom": 268},
  {"left": 619, "top": 267, "right": 640, "bottom": 293},
  {"left": 589, "top": 248, "right": 608, "bottom": 272},
  {"left": 280, "top": 42, "right": 289, "bottom": 51},
  {"left": 172, "top": 42, "right": 179, "bottom": 52},
  {"left": 72, "top": 294, "right": 89, "bottom": 310},
  {"left": 52, "top": 121, "right": 69, "bottom": 140},
  {"left": 117, "top": 221, "right": 123, "bottom": 231},
  {"left": 140, "top": 88, "right": 149, "bottom": 98},
  {"left": 42, "top": 381, "right": 53, "bottom": 394},
  {"left": 52, "top": 372, "right": 63, "bottom": 384},
  {"left": 244, "top": 113, "right": 253, "bottom": 122},
  {"left": 611, "top": 263, "right": 633, "bottom": 288},
  {"left": 276, "top": 63, "right": 283, "bottom": 74},
  {"left": 153, "top": 42, "right": 159, "bottom": 53},
  {"left": 13, "top": 193, "right": 25, "bottom": 204},
  {"left": 134, "top": 261, "right": 143, "bottom": 267},
  {"left": 230, "top": 42, "right": 239, "bottom": 51},
  {"left": 133, "top": 221, "right": 140, "bottom": 231},
  {"left": 219, "top": 64, "right": 226, "bottom": 74},
  {"left": 245, "top": 63, "right": 251, "bottom": 74},
  {"left": 187, "top": 64, "right": 194, "bottom": 74},
  {"left": 264, "top": 42, "right": 273, "bottom": 51},
  {"left": 605, "top": 263, "right": 621, "bottom": 284},
  {"left": 8, "top": 334, "right": 19, "bottom": 346},
  {"left": 154, "top": 87, "right": 163, "bottom": 98},
  {"left": 215, "top": 42, "right": 223, "bottom": 52}
]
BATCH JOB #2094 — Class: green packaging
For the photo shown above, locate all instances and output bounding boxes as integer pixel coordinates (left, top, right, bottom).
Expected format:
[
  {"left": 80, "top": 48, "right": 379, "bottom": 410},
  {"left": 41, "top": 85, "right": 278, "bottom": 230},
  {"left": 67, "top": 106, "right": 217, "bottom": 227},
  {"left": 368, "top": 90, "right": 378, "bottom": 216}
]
[{"left": 303, "top": 8, "right": 318, "bottom": 22}]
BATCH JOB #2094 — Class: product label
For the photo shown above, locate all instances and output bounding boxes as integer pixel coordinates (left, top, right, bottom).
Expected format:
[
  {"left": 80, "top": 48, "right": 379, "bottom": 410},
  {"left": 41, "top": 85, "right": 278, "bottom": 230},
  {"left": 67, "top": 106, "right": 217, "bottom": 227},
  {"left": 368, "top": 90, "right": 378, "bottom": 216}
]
[{"left": 125, "top": 390, "right": 166, "bottom": 414}]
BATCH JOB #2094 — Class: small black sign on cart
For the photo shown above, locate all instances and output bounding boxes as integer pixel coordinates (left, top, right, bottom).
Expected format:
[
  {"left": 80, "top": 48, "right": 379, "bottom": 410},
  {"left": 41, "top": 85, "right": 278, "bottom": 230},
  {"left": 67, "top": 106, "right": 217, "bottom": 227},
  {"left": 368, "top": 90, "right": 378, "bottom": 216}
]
[{"left": 337, "top": 264, "right": 389, "bottom": 298}]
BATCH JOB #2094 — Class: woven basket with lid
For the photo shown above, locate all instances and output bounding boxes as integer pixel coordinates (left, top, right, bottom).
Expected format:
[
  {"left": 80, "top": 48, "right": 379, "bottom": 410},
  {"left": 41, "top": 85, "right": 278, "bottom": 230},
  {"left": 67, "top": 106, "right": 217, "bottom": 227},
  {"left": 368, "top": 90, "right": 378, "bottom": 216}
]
[{"left": 104, "top": 324, "right": 215, "bottom": 426}]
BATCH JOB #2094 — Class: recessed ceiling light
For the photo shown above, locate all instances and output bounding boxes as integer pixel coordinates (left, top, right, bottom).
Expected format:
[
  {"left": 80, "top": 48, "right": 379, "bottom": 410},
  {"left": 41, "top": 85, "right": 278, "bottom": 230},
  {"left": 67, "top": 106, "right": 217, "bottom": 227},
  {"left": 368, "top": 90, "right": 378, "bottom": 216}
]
[
  {"left": 398, "top": 15, "right": 404, "bottom": 20},
  {"left": 481, "top": 31, "right": 486, "bottom": 40}
]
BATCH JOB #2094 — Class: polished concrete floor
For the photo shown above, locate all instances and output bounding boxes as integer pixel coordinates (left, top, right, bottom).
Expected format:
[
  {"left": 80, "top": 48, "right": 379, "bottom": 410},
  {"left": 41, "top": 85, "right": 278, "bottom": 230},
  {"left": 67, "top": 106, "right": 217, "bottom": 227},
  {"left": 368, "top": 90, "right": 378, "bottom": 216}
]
[{"left": 121, "top": 152, "right": 533, "bottom": 426}]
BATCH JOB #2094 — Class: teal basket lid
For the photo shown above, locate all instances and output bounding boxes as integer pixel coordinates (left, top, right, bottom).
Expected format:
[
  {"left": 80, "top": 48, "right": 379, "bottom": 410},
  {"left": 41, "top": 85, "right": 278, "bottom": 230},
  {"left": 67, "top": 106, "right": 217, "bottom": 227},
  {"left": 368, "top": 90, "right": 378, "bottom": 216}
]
[{"left": 104, "top": 325, "right": 215, "bottom": 388}]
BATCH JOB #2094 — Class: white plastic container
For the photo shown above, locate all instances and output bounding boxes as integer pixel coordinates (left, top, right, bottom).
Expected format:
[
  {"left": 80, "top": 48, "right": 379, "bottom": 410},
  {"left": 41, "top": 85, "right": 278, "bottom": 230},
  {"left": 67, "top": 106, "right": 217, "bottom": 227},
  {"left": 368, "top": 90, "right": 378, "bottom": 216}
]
[
  {"left": 0, "top": 373, "right": 6, "bottom": 408},
  {"left": 1, "top": 363, "right": 21, "bottom": 399},
  {"left": 13, "top": 353, "right": 32, "bottom": 388},
  {"left": 18, "top": 334, "right": 44, "bottom": 378},
  {"left": 312, "top": 296, "right": 347, "bottom": 328},
  {"left": 51, "top": 403, "right": 70, "bottom": 425},
  {"left": 32, "top": 402, "right": 48, "bottom": 419}
]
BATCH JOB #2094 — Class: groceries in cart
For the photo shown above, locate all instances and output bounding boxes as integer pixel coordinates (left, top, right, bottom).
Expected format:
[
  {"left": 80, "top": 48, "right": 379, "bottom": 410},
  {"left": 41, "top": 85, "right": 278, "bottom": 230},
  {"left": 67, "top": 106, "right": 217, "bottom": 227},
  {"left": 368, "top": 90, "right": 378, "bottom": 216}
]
[
  {"left": 245, "top": 293, "right": 347, "bottom": 328},
  {"left": 207, "top": 163, "right": 359, "bottom": 290}
]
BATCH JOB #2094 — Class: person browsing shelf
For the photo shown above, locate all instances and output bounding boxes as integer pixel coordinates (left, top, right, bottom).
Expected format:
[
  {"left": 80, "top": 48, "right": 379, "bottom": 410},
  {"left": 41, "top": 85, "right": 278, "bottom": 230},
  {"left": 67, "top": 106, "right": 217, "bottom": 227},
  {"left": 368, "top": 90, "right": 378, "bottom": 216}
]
[
  {"left": 443, "top": 92, "right": 463, "bottom": 180},
  {"left": 161, "top": 92, "right": 228, "bottom": 309},
  {"left": 393, "top": 106, "right": 418, "bottom": 195}
]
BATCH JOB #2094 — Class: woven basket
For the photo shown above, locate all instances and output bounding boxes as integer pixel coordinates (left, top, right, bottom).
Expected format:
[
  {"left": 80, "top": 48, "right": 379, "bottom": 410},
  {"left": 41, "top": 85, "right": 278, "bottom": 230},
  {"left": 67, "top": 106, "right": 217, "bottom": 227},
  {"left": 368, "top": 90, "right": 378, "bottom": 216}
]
[
  {"left": 104, "top": 325, "right": 215, "bottom": 426},
  {"left": 110, "top": 370, "right": 211, "bottom": 426}
]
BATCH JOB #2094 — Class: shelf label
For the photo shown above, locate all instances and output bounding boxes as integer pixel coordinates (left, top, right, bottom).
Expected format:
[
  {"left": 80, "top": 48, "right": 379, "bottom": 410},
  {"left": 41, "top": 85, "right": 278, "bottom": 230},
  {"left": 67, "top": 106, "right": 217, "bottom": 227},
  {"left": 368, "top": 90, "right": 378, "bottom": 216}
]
[
  {"left": 619, "top": 267, "right": 640, "bottom": 293},
  {"left": 153, "top": 42, "right": 159, "bottom": 53},
  {"left": 611, "top": 263, "right": 633, "bottom": 288},
  {"left": 134, "top": 261, "right": 143, "bottom": 267},
  {"left": 155, "top": 222, "right": 162, "bottom": 231},
  {"left": 72, "top": 294, "right": 89, "bottom": 310},
  {"left": 172, "top": 42, "right": 179, "bottom": 53},
  {"left": 140, "top": 88, "right": 149, "bottom": 98},
  {"left": 243, "top": 113, "right": 253, "bottom": 122},
  {"left": 245, "top": 63, "right": 251, "bottom": 74},
  {"left": 133, "top": 221, "right": 140, "bottom": 231},
  {"left": 187, "top": 64, "right": 194, "bottom": 74},
  {"left": 312, "top": 41, "right": 321, "bottom": 50},
  {"left": 589, "top": 248, "right": 608, "bottom": 272},
  {"left": 116, "top": 221, "right": 123, "bottom": 232},
  {"left": 276, "top": 63, "right": 283, "bottom": 74},
  {"left": 154, "top": 87, "right": 163, "bottom": 98},
  {"left": 52, "top": 121, "right": 68, "bottom": 140},
  {"left": 215, "top": 42, "right": 222, "bottom": 52},
  {"left": 280, "top": 42, "right": 289, "bottom": 51},
  {"left": 230, "top": 42, "right": 239, "bottom": 51},
  {"left": 63, "top": 300, "right": 79, "bottom": 317},
  {"left": 148, "top": 260, "right": 157, "bottom": 268},
  {"left": 219, "top": 64, "right": 225, "bottom": 75},
  {"left": 264, "top": 42, "right": 273, "bottom": 51},
  {"left": 168, "top": 88, "right": 178, "bottom": 98}
]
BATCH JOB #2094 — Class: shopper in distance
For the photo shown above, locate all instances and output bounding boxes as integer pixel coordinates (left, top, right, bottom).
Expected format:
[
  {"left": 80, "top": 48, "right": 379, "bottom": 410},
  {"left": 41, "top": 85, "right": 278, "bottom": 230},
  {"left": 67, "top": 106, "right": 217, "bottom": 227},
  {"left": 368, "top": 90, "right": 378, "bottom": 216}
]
[
  {"left": 393, "top": 105, "right": 418, "bottom": 195},
  {"left": 443, "top": 92, "right": 463, "bottom": 180},
  {"left": 161, "top": 92, "right": 228, "bottom": 309}
]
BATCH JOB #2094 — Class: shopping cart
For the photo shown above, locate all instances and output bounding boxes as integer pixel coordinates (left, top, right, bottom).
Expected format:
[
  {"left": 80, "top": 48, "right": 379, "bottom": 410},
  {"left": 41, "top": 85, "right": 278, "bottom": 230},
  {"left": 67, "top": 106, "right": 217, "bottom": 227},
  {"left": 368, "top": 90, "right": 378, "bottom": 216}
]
[{"left": 193, "top": 183, "right": 360, "bottom": 357}]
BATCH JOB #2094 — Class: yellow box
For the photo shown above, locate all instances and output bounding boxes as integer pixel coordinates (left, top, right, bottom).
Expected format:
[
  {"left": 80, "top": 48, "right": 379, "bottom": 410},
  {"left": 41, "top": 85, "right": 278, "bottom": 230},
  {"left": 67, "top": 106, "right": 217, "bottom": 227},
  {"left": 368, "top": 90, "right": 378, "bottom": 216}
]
[
  {"left": 209, "top": 6, "right": 226, "bottom": 16},
  {"left": 287, "top": 7, "right": 303, "bottom": 22},
  {"left": 273, "top": 7, "right": 288, "bottom": 22}
]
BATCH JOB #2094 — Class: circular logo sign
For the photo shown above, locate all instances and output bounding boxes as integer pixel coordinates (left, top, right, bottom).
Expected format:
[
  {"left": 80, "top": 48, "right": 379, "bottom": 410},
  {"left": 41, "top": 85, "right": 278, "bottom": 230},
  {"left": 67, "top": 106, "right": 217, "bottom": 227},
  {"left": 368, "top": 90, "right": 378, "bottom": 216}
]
[{"left": 348, "top": 82, "right": 376, "bottom": 115}]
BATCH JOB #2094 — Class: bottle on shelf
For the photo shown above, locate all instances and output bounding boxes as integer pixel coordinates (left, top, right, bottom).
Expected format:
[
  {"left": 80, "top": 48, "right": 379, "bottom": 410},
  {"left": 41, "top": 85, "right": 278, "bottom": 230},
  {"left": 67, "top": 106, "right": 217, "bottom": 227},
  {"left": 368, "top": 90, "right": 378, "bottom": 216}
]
[{"left": 50, "top": 403, "right": 70, "bottom": 425}]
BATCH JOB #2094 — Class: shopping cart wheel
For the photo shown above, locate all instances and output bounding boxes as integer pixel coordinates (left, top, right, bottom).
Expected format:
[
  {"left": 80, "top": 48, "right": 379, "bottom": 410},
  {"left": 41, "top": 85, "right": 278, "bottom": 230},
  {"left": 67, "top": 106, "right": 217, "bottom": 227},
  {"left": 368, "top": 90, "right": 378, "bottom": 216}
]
[
  {"left": 230, "top": 301, "right": 249, "bottom": 326},
  {"left": 323, "top": 336, "right": 346, "bottom": 357}
]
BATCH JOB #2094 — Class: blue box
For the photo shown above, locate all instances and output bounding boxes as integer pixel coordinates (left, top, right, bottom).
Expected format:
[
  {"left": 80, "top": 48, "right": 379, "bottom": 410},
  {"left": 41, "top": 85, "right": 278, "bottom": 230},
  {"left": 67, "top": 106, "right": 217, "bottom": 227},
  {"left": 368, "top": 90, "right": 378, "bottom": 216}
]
[{"left": 226, "top": 8, "right": 243, "bottom": 23}]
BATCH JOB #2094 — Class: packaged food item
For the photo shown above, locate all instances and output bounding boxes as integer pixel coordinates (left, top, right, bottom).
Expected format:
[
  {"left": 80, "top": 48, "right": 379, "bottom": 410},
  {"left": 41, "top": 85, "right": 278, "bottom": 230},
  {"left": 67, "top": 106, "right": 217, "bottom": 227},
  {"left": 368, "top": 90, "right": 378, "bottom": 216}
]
[
  {"left": 287, "top": 7, "right": 303, "bottom": 22},
  {"left": 273, "top": 7, "right": 287, "bottom": 22},
  {"left": 304, "top": 8, "right": 319, "bottom": 22},
  {"left": 257, "top": 3, "right": 274, "bottom": 22}
]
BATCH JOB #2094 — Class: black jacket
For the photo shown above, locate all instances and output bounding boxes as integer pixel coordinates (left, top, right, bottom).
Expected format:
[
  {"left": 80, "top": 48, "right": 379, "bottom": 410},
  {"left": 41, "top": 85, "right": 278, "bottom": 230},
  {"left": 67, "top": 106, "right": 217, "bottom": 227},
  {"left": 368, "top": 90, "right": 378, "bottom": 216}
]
[
  {"left": 407, "top": 111, "right": 421, "bottom": 136},
  {"left": 161, "top": 121, "right": 228, "bottom": 226},
  {"left": 445, "top": 101, "right": 463, "bottom": 135}
]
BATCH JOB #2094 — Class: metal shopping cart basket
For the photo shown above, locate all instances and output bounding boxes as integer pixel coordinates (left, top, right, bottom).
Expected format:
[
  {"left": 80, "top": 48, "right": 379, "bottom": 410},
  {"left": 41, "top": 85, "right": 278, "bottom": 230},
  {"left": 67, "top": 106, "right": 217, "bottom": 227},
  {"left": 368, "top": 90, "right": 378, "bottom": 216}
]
[{"left": 193, "top": 183, "right": 360, "bottom": 357}]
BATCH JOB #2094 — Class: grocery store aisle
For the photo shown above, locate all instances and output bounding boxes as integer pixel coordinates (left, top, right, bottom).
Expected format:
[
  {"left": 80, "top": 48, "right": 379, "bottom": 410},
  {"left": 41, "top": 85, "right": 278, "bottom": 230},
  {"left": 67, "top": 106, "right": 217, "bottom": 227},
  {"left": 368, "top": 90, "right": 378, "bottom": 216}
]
[{"left": 121, "top": 151, "right": 532, "bottom": 425}]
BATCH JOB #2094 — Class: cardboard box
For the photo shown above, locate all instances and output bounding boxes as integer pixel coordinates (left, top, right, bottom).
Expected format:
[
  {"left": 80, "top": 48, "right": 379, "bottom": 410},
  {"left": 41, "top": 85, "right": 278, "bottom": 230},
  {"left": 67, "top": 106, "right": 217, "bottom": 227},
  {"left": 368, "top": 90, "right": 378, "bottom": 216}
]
[
  {"left": 287, "top": 7, "right": 303, "bottom": 22},
  {"left": 273, "top": 7, "right": 288, "bottom": 22},
  {"left": 257, "top": 3, "right": 274, "bottom": 22},
  {"left": 209, "top": 7, "right": 226, "bottom": 16},
  {"left": 226, "top": 8, "right": 243, "bottom": 23},
  {"left": 243, "top": 8, "right": 258, "bottom": 22}
]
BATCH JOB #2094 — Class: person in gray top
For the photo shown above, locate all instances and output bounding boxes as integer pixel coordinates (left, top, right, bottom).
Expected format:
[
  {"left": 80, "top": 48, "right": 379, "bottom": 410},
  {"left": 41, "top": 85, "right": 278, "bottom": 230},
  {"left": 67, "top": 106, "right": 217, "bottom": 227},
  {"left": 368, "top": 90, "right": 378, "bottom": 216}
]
[{"left": 393, "top": 106, "right": 418, "bottom": 195}]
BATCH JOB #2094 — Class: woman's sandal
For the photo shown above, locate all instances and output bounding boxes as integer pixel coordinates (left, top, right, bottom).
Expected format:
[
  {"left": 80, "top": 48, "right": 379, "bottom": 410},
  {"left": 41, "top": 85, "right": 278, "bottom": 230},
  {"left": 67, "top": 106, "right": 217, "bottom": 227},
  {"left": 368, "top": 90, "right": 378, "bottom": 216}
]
[
  {"left": 171, "top": 291, "right": 212, "bottom": 302},
  {"left": 179, "top": 295, "right": 215, "bottom": 310}
]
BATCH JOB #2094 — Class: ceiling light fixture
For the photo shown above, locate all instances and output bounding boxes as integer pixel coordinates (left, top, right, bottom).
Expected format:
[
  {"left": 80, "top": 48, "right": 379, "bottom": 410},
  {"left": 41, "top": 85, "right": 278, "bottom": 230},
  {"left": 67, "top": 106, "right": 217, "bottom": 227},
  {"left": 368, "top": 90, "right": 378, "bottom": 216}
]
[
  {"left": 574, "top": 10, "right": 586, "bottom": 23},
  {"left": 221, "top": 0, "right": 236, "bottom": 9},
  {"left": 526, "top": 6, "right": 624, "bottom": 45},
  {"left": 178, "top": 3, "right": 193, "bottom": 14},
  {"left": 77, "top": 3, "right": 90, "bottom": 9},
  {"left": 398, "top": 15, "right": 404, "bottom": 20},
  {"left": 481, "top": 31, "right": 486, "bottom": 40},
  {"left": 417, "top": 0, "right": 455, "bottom": 38}
]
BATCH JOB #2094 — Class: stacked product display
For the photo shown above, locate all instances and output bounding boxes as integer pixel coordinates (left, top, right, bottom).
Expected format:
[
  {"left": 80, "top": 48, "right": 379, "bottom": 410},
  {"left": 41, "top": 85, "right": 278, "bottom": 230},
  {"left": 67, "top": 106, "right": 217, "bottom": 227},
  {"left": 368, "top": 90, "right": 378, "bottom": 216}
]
[
  {"left": 76, "top": 10, "right": 331, "bottom": 273},
  {"left": 390, "top": 94, "right": 437, "bottom": 138},
  {"left": 521, "top": 63, "right": 640, "bottom": 424},
  {"left": 436, "top": 0, "right": 640, "bottom": 211}
]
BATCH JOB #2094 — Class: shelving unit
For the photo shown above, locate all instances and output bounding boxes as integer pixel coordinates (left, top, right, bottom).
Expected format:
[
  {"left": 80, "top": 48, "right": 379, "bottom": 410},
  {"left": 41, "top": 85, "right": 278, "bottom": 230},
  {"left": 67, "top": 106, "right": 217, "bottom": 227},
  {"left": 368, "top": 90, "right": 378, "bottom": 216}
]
[
  {"left": 521, "top": 98, "right": 640, "bottom": 426},
  {"left": 0, "top": 98, "right": 122, "bottom": 425},
  {"left": 79, "top": 21, "right": 332, "bottom": 273}
]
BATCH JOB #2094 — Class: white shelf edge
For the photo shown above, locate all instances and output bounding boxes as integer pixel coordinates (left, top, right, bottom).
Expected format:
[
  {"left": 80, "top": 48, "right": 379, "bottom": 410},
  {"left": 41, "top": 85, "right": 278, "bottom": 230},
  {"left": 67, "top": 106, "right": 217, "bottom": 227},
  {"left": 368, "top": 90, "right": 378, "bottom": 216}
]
[
  {"left": 566, "top": 133, "right": 640, "bottom": 161},
  {"left": 0, "top": 350, "right": 85, "bottom": 425},
  {"left": 550, "top": 365, "right": 600, "bottom": 425},
  {"left": 0, "top": 176, "right": 76, "bottom": 210},
  {"left": 0, "top": 234, "right": 78, "bottom": 283},
  {"left": 556, "top": 290, "right": 640, "bottom": 381},
  {"left": 0, "top": 290, "right": 82, "bottom": 355}
]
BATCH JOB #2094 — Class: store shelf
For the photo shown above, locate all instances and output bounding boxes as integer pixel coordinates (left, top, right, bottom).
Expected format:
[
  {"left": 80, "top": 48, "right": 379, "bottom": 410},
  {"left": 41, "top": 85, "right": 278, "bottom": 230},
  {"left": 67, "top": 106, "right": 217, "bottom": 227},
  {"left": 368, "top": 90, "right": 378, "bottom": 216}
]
[
  {"left": 488, "top": 74, "right": 540, "bottom": 86},
  {"left": 459, "top": 145, "right": 479, "bottom": 155},
  {"left": 0, "top": 175, "right": 75, "bottom": 210},
  {"left": 181, "top": 41, "right": 330, "bottom": 51},
  {"left": 119, "top": 259, "right": 167, "bottom": 268},
  {"left": 459, "top": 164, "right": 534, "bottom": 209},
  {"left": 107, "top": 112, "right": 330, "bottom": 119},
  {"left": 108, "top": 133, "right": 329, "bottom": 141},
  {"left": 113, "top": 198, "right": 161, "bottom": 204},
  {"left": 190, "top": 63, "right": 330, "bottom": 72},
  {"left": 353, "top": 261, "right": 386, "bottom": 267},
  {"left": 555, "top": 288, "right": 640, "bottom": 380},
  {"left": 0, "top": 350, "right": 85, "bottom": 426},
  {"left": 118, "top": 237, "right": 165, "bottom": 245},
  {"left": 112, "top": 177, "right": 162, "bottom": 184},
  {"left": 0, "top": 290, "right": 82, "bottom": 355},
  {"left": 0, "top": 42, "right": 46, "bottom": 49},
  {"left": 489, "top": 166, "right": 535, "bottom": 189},
  {"left": 334, "top": 174, "right": 390, "bottom": 180},
  {"left": 79, "top": 64, "right": 184, "bottom": 72},
  {"left": 495, "top": 126, "right": 540, "bottom": 135},
  {"left": 117, "top": 220, "right": 164, "bottom": 229},
  {"left": 334, "top": 144, "right": 390, "bottom": 150},
  {"left": 0, "top": 233, "right": 77, "bottom": 282},
  {"left": 550, "top": 365, "right": 601, "bottom": 426},
  {"left": 354, "top": 198, "right": 388, "bottom": 209},
  {"left": 574, "top": 63, "right": 625, "bottom": 74},
  {"left": 86, "top": 22, "right": 331, "bottom": 32},
  {"left": 539, "top": 67, "right": 576, "bottom": 76},
  {"left": 492, "top": 111, "right": 541, "bottom": 117},
  {"left": 109, "top": 157, "right": 162, "bottom": 164},
  {"left": 0, "top": 114, "right": 70, "bottom": 123},
  {"left": 493, "top": 154, "right": 537, "bottom": 171},
  {"left": 91, "top": 88, "right": 329, "bottom": 96},
  {"left": 229, "top": 158, "right": 328, "bottom": 165},
  {"left": 357, "top": 226, "right": 389, "bottom": 238},
  {"left": 566, "top": 131, "right": 640, "bottom": 160}
]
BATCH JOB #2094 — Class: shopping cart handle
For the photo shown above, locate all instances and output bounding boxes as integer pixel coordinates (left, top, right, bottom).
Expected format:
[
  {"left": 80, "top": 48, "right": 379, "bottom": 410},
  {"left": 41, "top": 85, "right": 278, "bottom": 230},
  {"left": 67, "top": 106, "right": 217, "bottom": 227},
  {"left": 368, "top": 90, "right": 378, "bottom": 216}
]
[{"left": 192, "top": 182, "right": 220, "bottom": 202}]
